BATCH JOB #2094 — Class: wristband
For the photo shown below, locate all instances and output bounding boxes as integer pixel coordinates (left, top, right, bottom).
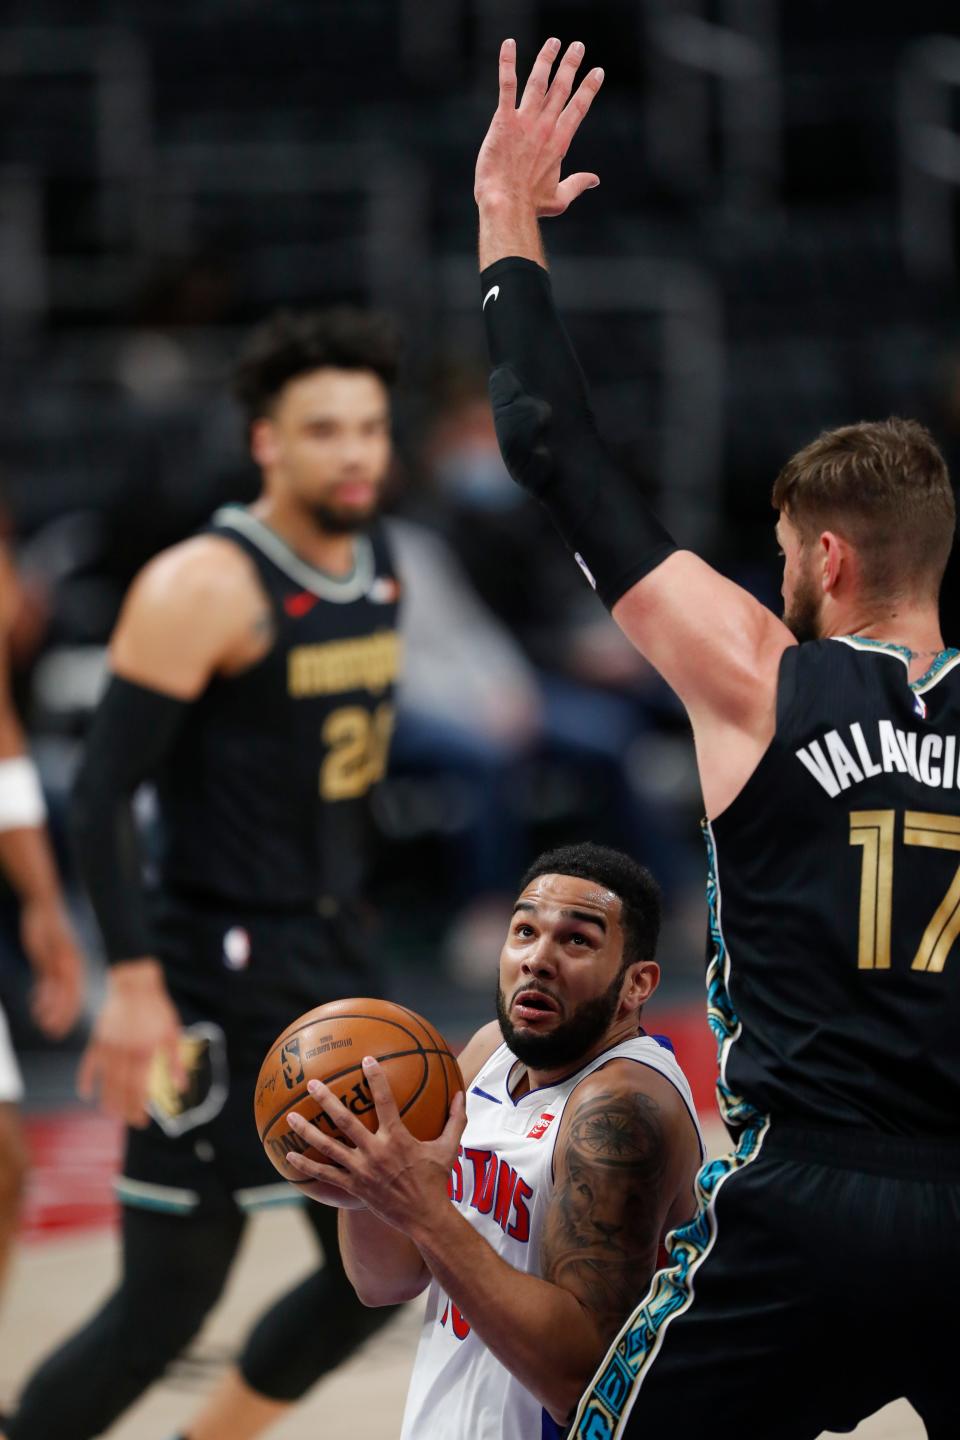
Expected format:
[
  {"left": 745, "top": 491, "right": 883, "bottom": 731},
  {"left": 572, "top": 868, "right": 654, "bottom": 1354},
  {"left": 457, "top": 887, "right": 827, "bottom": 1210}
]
[{"left": 0, "top": 756, "right": 47, "bottom": 831}]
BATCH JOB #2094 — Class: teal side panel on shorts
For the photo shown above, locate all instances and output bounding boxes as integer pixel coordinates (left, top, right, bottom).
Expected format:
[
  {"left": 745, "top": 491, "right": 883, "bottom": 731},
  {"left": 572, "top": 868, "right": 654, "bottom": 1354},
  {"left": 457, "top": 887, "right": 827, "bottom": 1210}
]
[
  {"left": 570, "top": 1120, "right": 769, "bottom": 1439},
  {"left": 114, "top": 1176, "right": 200, "bottom": 1214}
]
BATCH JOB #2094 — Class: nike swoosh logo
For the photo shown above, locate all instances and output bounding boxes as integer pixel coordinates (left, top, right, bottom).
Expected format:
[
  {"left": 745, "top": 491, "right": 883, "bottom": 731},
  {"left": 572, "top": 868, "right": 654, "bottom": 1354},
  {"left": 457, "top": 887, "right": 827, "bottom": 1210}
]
[
  {"left": 482, "top": 285, "right": 500, "bottom": 310},
  {"left": 470, "top": 1085, "right": 502, "bottom": 1104}
]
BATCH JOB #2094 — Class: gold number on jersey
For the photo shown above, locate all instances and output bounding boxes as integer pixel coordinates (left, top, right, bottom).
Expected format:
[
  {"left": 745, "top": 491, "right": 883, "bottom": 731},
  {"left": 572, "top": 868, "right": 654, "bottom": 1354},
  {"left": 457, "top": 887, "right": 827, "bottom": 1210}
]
[
  {"left": 849, "top": 811, "right": 894, "bottom": 970},
  {"left": 903, "top": 812, "right": 960, "bottom": 973},
  {"left": 849, "top": 809, "right": 960, "bottom": 973},
  {"left": 320, "top": 702, "right": 394, "bottom": 801}
]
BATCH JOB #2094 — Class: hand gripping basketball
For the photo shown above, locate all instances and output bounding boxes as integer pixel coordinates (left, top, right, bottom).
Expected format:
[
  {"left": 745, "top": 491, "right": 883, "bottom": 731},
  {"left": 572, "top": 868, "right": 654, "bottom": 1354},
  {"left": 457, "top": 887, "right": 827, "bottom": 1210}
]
[
  {"left": 254, "top": 997, "right": 464, "bottom": 1186},
  {"left": 287, "top": 1058, "right": 467, "bottom": 1225}
]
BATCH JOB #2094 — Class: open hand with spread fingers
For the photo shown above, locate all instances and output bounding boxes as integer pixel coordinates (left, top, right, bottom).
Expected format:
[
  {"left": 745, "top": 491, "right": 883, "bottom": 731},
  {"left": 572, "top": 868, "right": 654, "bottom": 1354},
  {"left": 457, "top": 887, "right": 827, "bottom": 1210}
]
[
  {"left": 474, "top": 37, "right": 604, "bottom": 219},
  {"left": 286, "top": 1056, "right": 467, "bottom": 1231}
]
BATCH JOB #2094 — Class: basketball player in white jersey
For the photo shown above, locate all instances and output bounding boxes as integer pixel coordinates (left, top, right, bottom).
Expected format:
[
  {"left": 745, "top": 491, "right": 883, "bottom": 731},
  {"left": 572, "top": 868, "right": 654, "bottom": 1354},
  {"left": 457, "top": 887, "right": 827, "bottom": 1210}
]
[{"left": 286, "top": 841, "right": 704, "bottom": 1437}]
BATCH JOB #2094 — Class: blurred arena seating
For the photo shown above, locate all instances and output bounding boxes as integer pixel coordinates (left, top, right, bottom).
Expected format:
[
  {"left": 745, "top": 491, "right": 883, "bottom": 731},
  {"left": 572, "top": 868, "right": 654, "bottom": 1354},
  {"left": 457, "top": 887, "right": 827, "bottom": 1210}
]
[
  {"left": 0, "top": 1, "right": 955, "bottom": 561},
  {"left": 0, "top": 0, "right": 959, "bottom": 999}
]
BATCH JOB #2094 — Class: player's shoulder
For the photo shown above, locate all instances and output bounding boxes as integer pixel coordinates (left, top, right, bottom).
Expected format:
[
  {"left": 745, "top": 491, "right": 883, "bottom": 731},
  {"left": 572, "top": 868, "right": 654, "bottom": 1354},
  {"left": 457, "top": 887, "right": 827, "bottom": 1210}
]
[
  {"left": 126, "top": 533, "right": 263, "bottom": 616},
  {"left": 457, "top": 1020, "right": 504, "bottom": 1089},
  {"left": 565, "top": 1050, "right": 691, "bottom": 1124}
]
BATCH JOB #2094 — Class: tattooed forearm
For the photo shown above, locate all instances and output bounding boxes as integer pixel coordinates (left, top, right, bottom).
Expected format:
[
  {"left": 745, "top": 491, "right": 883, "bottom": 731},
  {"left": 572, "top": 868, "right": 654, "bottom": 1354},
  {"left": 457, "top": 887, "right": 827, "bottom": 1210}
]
[{"left": 540, "top": 1089, "right": 668, "bottom": 1339}]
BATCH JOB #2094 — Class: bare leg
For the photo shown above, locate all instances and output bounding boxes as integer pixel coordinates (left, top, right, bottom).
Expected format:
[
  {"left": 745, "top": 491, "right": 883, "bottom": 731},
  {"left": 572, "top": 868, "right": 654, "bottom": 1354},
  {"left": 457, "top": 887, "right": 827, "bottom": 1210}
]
[
  {"left": 0, "top": 1102, "right": 27, "bottom": 1302},
  {"left": 183, "top": 1369, "right": 288, "bottom": 1440}
]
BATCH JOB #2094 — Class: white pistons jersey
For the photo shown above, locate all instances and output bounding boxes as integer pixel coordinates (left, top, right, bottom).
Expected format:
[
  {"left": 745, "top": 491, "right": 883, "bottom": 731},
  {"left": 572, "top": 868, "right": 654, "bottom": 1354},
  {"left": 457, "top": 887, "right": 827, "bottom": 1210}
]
[{"left": 400, "top": 1032, "right": 703, "bottom": 1440}]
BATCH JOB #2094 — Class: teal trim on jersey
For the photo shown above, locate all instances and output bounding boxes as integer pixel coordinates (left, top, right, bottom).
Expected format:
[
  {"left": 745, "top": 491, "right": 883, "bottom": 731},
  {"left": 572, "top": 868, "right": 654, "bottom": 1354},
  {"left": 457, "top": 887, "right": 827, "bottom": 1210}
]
[
  {"left": 566, "top": 824, "right": 769, "bottom": 1439},
  {"left": 837, "top": 634, "right": 960, "bottom": 692},
  {"left": 570, "top": 1117, "right": 770, "bottom": 1440},
  {"left": 702, "top": 818, "right": 763, "bottom": 1131},
  {"left": 211, "top": 504, "right": 375, "bottom": 603},
  {"left": 912, "top": 648, "right": 960, "bottom": 693}
]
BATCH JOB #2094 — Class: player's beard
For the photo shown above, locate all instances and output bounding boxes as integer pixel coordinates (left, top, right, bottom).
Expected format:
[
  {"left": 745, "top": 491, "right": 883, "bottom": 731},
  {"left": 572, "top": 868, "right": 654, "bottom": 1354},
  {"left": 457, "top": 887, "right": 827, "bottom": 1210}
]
[
  {"left": 306, "top": 496, "right": 380, "bottom": 535},
  {"left": 496, "top": 965, "right": 627, "bottom": 1072},
  {"left": 783, "top": 564, "right": 823, "bottom": 643}
]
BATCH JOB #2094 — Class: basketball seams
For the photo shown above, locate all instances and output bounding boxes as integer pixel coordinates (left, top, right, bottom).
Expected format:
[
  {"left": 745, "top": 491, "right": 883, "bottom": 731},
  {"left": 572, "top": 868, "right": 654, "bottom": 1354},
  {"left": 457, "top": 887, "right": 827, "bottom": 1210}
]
[
  {"left": 258, "top": 1043, "right": 458, "bottom": 1140},
  {"left": 256, "top": 1006, "right": 432, "bottom": 1137},
  {"left": 259, "top": 1004, "right": 428, "bottom": 1070},
  {"left": 387, "top": 1002, "right": 464, "bottom": 1119},
  {"left": 370, "top": 1004, "right": 457, "bottom": 1124},
  {"left": 255, "top": 999, "right": 464, "bottom": 1186}
]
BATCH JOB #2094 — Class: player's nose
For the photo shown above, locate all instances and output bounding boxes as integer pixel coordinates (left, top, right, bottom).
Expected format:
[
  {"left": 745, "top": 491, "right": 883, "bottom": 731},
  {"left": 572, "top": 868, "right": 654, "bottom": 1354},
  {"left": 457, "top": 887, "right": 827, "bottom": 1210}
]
[{"left": 524, "top": 939, "right": 560, "bottom": 975}]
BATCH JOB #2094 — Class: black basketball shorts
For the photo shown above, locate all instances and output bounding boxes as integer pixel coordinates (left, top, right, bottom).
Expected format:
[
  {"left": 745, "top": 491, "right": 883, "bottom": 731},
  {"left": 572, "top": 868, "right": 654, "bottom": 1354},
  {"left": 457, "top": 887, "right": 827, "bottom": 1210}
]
[
  {"left": 571, "top": 1118, "right": 960, "bottom": 1440},
  {"left": 119, "top": 893, "right": 384, "bottom": 1217}
]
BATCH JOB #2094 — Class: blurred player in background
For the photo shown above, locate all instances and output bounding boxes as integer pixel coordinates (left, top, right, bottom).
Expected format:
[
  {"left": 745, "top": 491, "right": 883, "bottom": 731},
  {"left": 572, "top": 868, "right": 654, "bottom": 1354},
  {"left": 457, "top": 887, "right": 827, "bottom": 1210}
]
[
  {"left": 475, "top": 37, "right": 960, "bottom": 1439},
  {"left": 2, "top": 309, "right": 402, "bottom": 1440},
  {"left": 0, "top": 540, "right": 85, "bottom": 1319},
  {"left": 287, "top": 842, "right": 704, "bottom": 1438}
]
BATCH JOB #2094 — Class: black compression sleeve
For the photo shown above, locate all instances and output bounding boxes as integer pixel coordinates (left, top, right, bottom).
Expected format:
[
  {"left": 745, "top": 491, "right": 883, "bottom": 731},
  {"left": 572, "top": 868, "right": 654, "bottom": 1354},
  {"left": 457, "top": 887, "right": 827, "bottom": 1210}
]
[
  {"left": 70, "top": 676, "right": 190, "bottom": 963},
  {"left": 480, "top": 255, "right": 678, "bottom": 610}
]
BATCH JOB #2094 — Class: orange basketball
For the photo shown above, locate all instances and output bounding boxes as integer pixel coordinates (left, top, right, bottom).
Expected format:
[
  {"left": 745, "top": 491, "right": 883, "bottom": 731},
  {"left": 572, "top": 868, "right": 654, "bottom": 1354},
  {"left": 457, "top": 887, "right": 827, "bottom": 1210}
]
[{"left": 254, "top": 997, "right": 464, "bottom": 1183}]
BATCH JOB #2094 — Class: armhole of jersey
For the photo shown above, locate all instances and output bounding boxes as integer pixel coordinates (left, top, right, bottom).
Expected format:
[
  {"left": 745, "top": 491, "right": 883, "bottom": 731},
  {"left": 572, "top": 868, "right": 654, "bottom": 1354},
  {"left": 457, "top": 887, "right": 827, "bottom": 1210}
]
[
  {"left": 207, "top": 524, "right": 284, "bottom": 640},
  {"left": 773, "top": 643, "right": 801, "bottom": 743}
]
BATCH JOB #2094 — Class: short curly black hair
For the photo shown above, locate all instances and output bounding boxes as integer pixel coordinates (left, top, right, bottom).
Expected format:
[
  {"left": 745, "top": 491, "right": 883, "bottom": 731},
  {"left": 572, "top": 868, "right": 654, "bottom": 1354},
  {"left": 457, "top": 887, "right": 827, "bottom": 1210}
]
[
  {"left": 518, "top": 842, "right": 662, "bottom": 965},
  {"left": 232, "top": 306, "right": 401, "bottom": 426}
]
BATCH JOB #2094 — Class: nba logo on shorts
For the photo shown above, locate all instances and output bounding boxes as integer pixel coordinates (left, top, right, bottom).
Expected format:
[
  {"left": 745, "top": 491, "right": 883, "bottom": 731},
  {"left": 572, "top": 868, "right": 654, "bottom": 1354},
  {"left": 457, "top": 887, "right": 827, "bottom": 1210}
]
[{"left": 527, "top": 1111, "right": 555, "bottom": 1140}]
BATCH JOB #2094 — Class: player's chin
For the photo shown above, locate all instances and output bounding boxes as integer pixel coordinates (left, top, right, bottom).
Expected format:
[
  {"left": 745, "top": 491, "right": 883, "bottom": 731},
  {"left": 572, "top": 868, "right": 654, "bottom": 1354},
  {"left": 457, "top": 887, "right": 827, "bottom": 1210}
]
[{"left": 321, "top": 499, "right": 380, "bottom": 532}]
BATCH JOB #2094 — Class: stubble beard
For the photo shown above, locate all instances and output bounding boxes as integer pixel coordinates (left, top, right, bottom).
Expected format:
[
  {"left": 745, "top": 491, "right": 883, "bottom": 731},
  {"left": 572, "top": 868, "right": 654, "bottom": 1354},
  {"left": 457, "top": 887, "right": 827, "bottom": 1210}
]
[
  {"left": 495, "top": 965, "right": 627, "bottom": 1072},
  {"left": 784, "top": 567, "right": 823, "bottom": 644},
  {"left": 305, "top": 497, "right": 380, "bottom": 536}
]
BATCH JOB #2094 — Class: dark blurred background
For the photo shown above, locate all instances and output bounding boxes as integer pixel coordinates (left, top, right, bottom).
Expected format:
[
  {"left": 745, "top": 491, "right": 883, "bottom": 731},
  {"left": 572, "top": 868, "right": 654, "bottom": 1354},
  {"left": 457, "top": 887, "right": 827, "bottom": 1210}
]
[{"left": 3, "top": 0, "right": 960, "bottom": 1070}]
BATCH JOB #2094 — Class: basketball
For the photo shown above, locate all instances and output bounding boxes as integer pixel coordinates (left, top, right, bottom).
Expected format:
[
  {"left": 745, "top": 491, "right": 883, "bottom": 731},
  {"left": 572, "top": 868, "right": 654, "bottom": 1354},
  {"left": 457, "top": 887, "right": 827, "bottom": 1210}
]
[{"left": 254, "top": 997, "right": 464, "bottom": 1183}]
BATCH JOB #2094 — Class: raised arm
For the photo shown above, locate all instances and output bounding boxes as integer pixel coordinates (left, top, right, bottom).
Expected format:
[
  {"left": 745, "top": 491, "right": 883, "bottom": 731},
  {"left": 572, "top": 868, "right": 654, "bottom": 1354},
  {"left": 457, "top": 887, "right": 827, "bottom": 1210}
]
[
  {"left": 75, "top": 536, "right": 267, "bottom": 1125},
  {"left": 475, "top": 39, "right": 795, "bottom": 815}
]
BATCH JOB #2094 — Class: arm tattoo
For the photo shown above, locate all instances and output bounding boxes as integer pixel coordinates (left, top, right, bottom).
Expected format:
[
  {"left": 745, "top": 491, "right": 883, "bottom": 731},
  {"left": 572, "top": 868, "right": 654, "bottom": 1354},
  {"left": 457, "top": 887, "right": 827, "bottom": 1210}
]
[{"left": 540, "top": 1089, "right": 669, "bottom": 1341}]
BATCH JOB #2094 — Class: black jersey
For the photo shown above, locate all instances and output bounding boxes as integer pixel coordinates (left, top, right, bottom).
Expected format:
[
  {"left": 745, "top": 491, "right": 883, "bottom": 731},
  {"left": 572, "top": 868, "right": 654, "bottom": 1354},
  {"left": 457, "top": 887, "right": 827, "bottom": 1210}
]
[
  {"left": 153, "top": 505, "right": 400, "bottom": 910},
  {"left": 707, "top": 635, "right": 960, "bottom": 1138}
]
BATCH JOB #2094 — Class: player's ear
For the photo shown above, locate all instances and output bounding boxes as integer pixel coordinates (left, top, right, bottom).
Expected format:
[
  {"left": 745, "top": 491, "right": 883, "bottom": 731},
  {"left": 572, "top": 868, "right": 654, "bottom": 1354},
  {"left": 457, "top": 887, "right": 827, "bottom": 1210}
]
[
  {"left": 622, "top": 959, "right": 659, "bottom": 1013},
  {"left": 819, "top": 530, "right": 847, "bottom": 595},
  {"left": 250, "top": 416, "right": 280, "bottom": 470}
]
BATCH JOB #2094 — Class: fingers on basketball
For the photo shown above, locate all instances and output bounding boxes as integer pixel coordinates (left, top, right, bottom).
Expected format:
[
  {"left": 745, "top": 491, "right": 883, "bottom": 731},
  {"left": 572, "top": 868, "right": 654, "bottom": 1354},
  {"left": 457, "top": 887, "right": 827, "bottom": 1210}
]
[{"left": 255, "top": 998, "right": 464, "bottom": 1184}]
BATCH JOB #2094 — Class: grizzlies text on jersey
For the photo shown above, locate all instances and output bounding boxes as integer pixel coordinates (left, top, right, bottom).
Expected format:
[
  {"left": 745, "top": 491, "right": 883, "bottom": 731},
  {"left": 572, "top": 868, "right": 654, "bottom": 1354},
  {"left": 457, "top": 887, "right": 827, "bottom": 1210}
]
[{"left": 153, "top": 504, "right": 400, "bottom": 912}]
